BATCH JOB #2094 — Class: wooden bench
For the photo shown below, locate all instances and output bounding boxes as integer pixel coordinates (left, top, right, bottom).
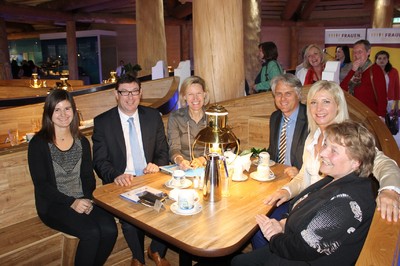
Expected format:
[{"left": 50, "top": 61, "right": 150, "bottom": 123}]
[{"left": 0, "top": 85, "right": 398, "bottom": 265}]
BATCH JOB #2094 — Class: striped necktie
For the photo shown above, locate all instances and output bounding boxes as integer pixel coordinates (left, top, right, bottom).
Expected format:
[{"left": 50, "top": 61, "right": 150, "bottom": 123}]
[
  {"left": 278, "top": 116, "right": 289, "bottom": 165},
  {"left": 128, "top": 117, "right": 146, "bottom": 176}
]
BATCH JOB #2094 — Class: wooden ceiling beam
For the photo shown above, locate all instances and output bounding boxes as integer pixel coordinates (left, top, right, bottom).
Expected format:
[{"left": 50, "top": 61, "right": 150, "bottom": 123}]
[
  {"left": 0, "top": 3, "right": 72, "bottom": 22},
  {"left": 38, "top": 0, "right": 112, "bottom": 12},
  {"left": 0, "top": 3, "right": 135, "bottom": 25},
  {"left": 300, "top": 0, "right": 320, "bottom": 20},
  {"left": 74, "top": 13, "right": 136, "bottom": 24},
  {"left": 281, "top": 0, "right": 302, "bottom": 20},
  {"left": 168, "top": 3, "right": 192, "bottom": 19},
  {"left": 80, "top": 0, "right": 133, "bottom": 13}
]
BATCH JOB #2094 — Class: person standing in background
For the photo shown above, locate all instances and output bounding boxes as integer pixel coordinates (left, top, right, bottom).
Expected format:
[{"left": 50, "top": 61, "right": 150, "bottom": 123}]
[
  {"left": 116, "top": 60, "right": 125, "bottom": 77},
  {"left": 374, "top": 50, "right": 400, "bottom": 114},
  {"left": 252, "top": 42, "right": 283, "bottom": 93},
  {"left": 341, "top": 39, "right": 387, "bottom": 117},
  {"left": 335, "top": 45, "right": 352, "bottom": 82},
  {"left": 296, "top": 44, "right": 326, "bottom": 85}
]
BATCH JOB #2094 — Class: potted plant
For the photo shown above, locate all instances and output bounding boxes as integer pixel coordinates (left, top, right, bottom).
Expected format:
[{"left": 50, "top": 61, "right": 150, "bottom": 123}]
[{"left": 123, "top": 63, "right": 142, "bottom": 77}]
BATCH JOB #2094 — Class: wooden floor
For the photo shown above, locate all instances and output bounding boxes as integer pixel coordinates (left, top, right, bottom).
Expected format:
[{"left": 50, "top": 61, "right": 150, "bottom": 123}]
[{"left": 108, "top": 236, "right": 252, "bottom": 266}]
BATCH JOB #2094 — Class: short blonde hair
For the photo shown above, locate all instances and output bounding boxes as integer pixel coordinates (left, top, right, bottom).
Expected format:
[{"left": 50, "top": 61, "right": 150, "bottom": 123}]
[
  {"left": 179, "top": 76, "right": 209, "bottom": 107},
  {"left": 307, "top": 80, "right": 349, "bottom": 134},
  {"left": 303, "top": 44, "right": 326, "bottom": 69}
]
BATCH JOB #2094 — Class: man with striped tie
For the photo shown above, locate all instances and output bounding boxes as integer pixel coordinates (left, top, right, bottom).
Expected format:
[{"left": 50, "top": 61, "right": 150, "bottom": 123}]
[
  {"left": 251, "top": 73, "right": 308, "bottom": 250},
  {"left": 267, "top": 73, "right": 308, "bottom": 179}
]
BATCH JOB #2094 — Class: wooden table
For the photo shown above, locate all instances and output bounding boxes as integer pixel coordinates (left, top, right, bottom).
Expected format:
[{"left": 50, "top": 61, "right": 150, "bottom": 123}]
[{"left": 93, "top": 164, "right": 289, "bottom": 264}]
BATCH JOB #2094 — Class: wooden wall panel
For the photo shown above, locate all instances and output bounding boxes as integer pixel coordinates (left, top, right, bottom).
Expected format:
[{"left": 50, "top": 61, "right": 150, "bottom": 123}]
[{"left": 115, "top": 25, "right": 137, "bottom": 69}]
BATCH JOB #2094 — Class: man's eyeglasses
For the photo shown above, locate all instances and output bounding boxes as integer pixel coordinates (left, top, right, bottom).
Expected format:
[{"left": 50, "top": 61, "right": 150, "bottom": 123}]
[{"left": 117, "top": 89, "right": 141, "bottom": 96}]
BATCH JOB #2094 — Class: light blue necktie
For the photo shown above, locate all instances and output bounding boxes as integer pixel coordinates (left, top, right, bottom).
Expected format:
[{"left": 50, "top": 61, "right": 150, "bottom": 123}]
[{"left": 128, "top": 117, "right": 146, "bottom": 176}]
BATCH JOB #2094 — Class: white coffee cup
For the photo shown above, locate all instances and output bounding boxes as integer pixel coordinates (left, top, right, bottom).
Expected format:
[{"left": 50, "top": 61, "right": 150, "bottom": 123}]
[
  {"left": 178, "top": 189, "right": 199, "bottom": 210},
  {"left": 172, "top": 170, "right": 186, "bottom": 187},
  {"left": 26, "top": 132, "right": 35, "bottom": 142},
  {"left": 258, "top": 151, "right": 270, "bottom": 165},
  {"left": 257, "top": 163, "right": 271, "bottom": 179}
]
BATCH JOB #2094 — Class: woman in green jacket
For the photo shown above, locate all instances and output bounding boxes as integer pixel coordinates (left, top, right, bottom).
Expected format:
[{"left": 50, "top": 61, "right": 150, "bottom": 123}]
[{"left": 252, "top": 41, "right": 284, "bottom": 93}]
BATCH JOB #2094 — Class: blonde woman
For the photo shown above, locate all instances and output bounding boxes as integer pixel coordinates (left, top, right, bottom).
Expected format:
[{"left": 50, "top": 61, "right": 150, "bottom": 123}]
[
  {"left": 296, "top": 44, "right": 326, "bottom": 85},
  {"left": 167, "top": 76, "right": 210, "bottom": 170}
]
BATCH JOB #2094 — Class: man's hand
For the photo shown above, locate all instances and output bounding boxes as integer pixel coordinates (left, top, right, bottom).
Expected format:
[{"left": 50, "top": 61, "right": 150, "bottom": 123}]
[
  {"left": 114, "top": 173, "right": 134, "bottom": 186},
  {"left": 376, "top": 189, "right": 400, "bottom": 222},
  {"left": 264, "top": 189, "right": 290, "bottom": 207},
  {"left": 143, "top": 163, "right": 160, "bottom": 174},
  {"left": 283, "top": 167, "right": 299, "bottom": 179}
]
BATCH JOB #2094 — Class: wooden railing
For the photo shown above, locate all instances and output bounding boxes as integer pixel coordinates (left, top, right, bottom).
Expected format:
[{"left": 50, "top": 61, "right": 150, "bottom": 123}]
[{"left": 0, "top": 76, "right": 179, "bottom": 144}]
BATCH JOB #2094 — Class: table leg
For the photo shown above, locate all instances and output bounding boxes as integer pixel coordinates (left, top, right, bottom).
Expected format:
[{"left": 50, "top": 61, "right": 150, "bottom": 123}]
[{"left": 179, "top": 250, "right": 193, "bottom": 266}]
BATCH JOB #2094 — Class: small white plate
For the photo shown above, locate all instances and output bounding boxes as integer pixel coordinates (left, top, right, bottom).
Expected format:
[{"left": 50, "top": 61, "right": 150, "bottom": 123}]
[
  {"left": 170, "top": 202, "right": 202, "bottom": 216},
  {"left": 165, "top": 179, "right": 192, "bottom": 189},
  {"left": 252, "top": 159, "right": 276, "bottom": 167},
  {"left": 250, "top": 171, "right": 275, "bottom": 182},
  {"left": 232, "top": 174, "right": 248, "bottom": 182}
]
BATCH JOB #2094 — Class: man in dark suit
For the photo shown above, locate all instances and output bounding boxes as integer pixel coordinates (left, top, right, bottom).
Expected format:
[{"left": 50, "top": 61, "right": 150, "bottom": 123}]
[
  {"left": 267, "top": 73, "right": 308, "bottom": 178},
  {"left": 92, "top": 74, "right": 170, "bottom": 266},
  {"left": 252, "top": 73, "right": 308, "bottom": 250}
]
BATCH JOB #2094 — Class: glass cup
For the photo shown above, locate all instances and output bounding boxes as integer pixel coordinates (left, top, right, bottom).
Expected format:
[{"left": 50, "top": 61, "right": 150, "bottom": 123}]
[
  {"left": 8, "top": 129, "right": 19, "bottom": 146},
  {"left": 31, "top": 118, "right": 41, "bottom": 133}
]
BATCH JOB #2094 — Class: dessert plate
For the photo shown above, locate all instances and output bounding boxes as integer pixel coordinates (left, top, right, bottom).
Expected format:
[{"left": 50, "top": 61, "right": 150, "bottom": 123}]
[
  {"left": 170, "top": 202, "right": 202, "bottom": 216},
  {"left": 250, "top": 171, "right": 275, "bottom": 182}
]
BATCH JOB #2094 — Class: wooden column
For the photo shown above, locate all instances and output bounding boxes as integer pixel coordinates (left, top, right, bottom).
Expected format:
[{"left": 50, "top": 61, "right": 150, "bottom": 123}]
[
  {"left": 372, "top": 0, "right": 394, "bottom": 28},
  {"left": 136, "top": 0, "right": 167, "bottom": 75},
  {"left": 0, "top": 18, "right": 11, "bottom": 80},
  {"left": 66, "top": 21, "right": 79, "bottom": 80},
  {"left": 290, "top": 26, "right": 299, "bottom": 70},
  {"left": 243, "top": 0, "right": 261, "bottom": 91},
  {"left": 180, "top": 23, "right": 190, "bottom": 61},
  {"left": 193, "top": 0, "right": 244, "bottom": 103}
]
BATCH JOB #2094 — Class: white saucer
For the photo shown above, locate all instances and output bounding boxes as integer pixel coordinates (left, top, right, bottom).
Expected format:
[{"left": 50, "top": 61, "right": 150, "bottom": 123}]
[
  {"left": 170, "top": 202, "right": 202, "bottom": 216},
  {"left": 165, "top": 179, "right": 192, "bottom": 189},
  {"left": 232, "top": 174, "right": 248, "bottom": 182},
  {"left": 252, "top": 160, "right": 276, "bottom": 167},
  {"left": 250, "top": 171, "right": 275, "bottom": 182}
]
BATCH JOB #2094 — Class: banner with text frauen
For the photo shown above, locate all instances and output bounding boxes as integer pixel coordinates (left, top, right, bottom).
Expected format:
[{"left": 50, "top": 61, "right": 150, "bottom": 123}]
[{"left": 324, "top": 28, "right": 400, "bottom": 72}]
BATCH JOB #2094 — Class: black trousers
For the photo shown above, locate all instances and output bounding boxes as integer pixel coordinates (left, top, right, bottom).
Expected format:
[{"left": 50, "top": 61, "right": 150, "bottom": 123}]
[
  {"left": 40, "top": 204, "right": 118, "bottom": 266},
  {"left": 120, "top": 219, "right": 168, "bottom": 264}
]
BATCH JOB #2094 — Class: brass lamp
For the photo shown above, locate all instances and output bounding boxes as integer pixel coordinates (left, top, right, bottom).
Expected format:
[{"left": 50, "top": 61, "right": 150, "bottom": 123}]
[
  {"left": 30, "top": 73, "right": 42, "bottom": 88},
  {"left": 192, "top": 104, "right": 239, "bottom": 202},
  {"left": 109, "top": 71, "right": 117, "bottom": 83}
]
